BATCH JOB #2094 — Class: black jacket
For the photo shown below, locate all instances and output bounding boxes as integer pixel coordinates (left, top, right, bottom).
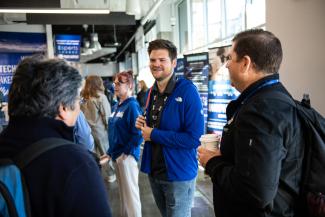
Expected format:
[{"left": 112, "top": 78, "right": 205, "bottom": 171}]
[
  {"left": 0, "top": 117, "right": 112, "bottom": 217},
  {"left": 206, "top": 74, "right": 305, "bottom": 217}
]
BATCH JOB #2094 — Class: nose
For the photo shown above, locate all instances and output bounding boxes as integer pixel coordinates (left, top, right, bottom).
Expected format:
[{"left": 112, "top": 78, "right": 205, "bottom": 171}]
[{"left": 151, "top": 60, "right": 160, "bottom": 67}]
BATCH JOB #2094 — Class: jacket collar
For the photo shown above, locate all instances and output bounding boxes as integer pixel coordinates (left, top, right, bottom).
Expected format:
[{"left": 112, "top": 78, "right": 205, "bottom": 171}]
[
  {"left": 227, "top": 73, "right": 280, "bottom": 120},
  {"left": 153, "top": 73, "right": 177, "bottom": 95}
]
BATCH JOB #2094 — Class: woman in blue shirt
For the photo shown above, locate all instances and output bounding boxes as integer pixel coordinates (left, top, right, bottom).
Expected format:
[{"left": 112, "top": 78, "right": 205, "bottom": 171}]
[{"left": 108, "top": 71, "right": 143, "bottom": 217}]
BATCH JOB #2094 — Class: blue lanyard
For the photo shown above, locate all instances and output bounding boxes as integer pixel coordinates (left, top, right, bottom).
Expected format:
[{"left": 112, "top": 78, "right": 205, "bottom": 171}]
[
  {"left": 241, "top": 79, "right": 279, "bottom": 104},
  {"left": 229, "top": 79, "right": 279, "bottom": 123}
]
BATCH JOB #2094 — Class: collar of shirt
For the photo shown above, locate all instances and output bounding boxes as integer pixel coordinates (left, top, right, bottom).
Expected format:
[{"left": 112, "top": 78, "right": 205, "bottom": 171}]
[{"left": 152, "top": 73, "right": 177, "bottom": 95}]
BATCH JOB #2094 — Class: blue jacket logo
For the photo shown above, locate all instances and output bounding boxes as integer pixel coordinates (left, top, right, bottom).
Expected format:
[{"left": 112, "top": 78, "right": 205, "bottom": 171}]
[{"left": 175, "top": 97, "right": 183, "bottom": 102}]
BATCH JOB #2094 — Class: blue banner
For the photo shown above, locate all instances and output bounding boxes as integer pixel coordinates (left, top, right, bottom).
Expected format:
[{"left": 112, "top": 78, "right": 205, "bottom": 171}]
[
  {"left": 184, "top": 52, "right": 210, "bottom": 132},
  {"left": 0, "top": 32, "right": 46, "bottom": 102},
  {"left": 0, "top": 32, "right": 46, "bottom": 53},
  {"left": 174, "top": 58, "right": 184, "bottom": 79},
  {"left": 207, "top": 79, "right": 239, "bottom": 134},
  {"left": 55, "top": 34, "right": 81, "bottom": 62}
]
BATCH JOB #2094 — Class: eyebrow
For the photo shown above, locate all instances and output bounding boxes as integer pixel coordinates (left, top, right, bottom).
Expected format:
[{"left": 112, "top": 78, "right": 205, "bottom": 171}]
[{"left": 150, "top": 58, "right": 167, "bottom": 61}]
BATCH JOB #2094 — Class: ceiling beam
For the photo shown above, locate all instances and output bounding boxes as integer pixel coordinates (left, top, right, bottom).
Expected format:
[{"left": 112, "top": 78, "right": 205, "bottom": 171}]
[
  {"left": 0, "top": 0, "right": 60, "bottom": 8},
  {"left": 26, "top": 12, "right": 136, "bottom": 25}
]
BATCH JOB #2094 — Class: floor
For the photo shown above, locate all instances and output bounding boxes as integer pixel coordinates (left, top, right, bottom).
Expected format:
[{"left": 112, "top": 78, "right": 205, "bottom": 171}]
[{"left": 105, "top": 165, "right": 215, "bottom": 217}]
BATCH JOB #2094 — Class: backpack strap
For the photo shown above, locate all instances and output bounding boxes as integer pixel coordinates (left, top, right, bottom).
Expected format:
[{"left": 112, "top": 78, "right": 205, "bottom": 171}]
[{"left": 14, "top": 137, "right": 74, "bottom": 169}]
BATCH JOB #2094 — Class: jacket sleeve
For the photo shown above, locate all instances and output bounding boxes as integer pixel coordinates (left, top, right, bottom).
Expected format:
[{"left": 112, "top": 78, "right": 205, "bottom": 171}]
[
  {"left": 125, "top": 102, "right": 143, "bottom": 154},
  {"left": 102, "top": 94, "right": 111, "bottom": 122},
  {"left": 150, "top": 85, "right": 204, "bottom": 149},
  {"left": 74, "top": 111, "right": 95, "bottom": 151},
  {"left": 206, "top": 99, "right": 290, "bottom": 209}
]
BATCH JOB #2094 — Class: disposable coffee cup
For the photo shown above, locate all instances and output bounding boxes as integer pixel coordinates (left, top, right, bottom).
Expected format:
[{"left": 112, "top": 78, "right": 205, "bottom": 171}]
[{"left": 199, "top": 134, "right": 220, "bottom": 151}]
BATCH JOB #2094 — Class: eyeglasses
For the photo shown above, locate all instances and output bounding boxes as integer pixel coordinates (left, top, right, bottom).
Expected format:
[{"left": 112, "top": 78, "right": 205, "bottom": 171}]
[
  {"left": 113, "top": 81, "right": 127, "bottom": 86},
  {"left": 76, "top": 96, "right": 85, "bottom": 105},
  {"left": 225, "top": 55, "right": 232, "bottom": 61}
]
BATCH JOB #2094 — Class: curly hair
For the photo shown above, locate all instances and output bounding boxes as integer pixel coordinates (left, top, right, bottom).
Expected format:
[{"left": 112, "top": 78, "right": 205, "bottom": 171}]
[{"left": 9, "top": 55, "right": 82, "bottom": 118}]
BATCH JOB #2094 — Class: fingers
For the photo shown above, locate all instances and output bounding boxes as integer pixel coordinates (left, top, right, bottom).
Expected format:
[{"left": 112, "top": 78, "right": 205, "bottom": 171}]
[{"left": 136, "top": 115, "right": 146, "bottom": 129}]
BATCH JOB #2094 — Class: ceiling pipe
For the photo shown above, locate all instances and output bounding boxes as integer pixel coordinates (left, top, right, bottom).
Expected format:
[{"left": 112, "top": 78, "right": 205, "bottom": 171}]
[
  {"left": 140, "top": 0, "right": 164, "bottom": 25},
  {"left": 114, "top": 0, "right": 165, "bottom": 61}
]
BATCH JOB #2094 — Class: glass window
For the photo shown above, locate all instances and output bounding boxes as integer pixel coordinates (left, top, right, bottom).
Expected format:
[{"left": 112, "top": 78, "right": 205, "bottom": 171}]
[
  {"left": 178, "top": 0, "right": 189, "bottom": 53},
  {"left": 207, "top": 0, "right": 222, "bottom": 43},
  {"left": 181, "top": 0, "right": 265, "bottom": 52},
  {"left": 225, "top": 0, "right": 245, "bottom": 38},
  {"left": 191, "top": 0, "right": 206, "bottom": 49}
]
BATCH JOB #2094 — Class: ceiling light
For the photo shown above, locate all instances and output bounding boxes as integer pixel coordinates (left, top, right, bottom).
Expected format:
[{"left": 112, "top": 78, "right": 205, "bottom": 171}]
[
  {"left": 0, "top": 9, "right": 110, "bottom": 14},
  {"left": 89, "top": 25, "right": 102, "bottom": 52}
]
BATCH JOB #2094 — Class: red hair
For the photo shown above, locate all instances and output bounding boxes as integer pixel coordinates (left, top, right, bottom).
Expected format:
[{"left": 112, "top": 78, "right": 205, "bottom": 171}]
[{"left": 115, "top": 70, "right": 134, "bottom": 89}]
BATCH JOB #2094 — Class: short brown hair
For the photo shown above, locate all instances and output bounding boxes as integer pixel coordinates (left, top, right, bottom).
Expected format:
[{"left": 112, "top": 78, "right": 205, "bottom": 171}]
[
  {"left": 232, "top": 29, "right": 283, "bottom": 74},
  {"left": 147, "top": 39, "right": 177, "bottom": 60}
]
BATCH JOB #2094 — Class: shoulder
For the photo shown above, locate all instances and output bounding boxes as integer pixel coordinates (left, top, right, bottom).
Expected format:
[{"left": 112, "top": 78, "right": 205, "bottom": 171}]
[
  {"left": 239, "top": 88, "right": 295, "bottom": 126},
  {"left": 38, "top": 144, "right": 98, "bottom": 171},
  {"left": 127, "top": 98, "right": 142, "bottom": 112},
  {"left": 98, "top": 93, "right": 108, "bottom": 102}
]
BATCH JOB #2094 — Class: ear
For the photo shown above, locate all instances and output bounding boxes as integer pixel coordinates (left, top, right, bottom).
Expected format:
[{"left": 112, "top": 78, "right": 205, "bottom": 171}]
[
  {"left": 172, "top": 58, "right": 177, "bottom": 68},
  {"left": 56, "top": 104, "right": 68, "bottom": 122},
  {"left": 241, "top": 55, "right": 252, "bottom": 73}
]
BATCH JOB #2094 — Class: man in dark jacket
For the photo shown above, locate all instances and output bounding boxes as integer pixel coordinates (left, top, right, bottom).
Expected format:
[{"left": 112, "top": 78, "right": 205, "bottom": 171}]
[
  {"left": 0, "top": 56, "right": 112, "bottom": 217},
  {"left": 198, "top": 29, "right": 305, "bottom": 217}
]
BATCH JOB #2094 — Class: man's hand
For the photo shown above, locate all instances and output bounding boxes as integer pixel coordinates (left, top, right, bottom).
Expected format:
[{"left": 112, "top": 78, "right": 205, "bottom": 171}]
[
  {"left": 136, "top": 115, "right": 153, "bottom": 141},
  {"left": 198, "top": 146, "right": 221, "bottom": 167},
  {"left": 99, "top": 154, "right": 110, "bottom": 165},
  {"left": 141, "top": 125, "right": 153, "bottom": 141},
  {"left": 135, "top": 115, "right": 146, "bottom": 130}
]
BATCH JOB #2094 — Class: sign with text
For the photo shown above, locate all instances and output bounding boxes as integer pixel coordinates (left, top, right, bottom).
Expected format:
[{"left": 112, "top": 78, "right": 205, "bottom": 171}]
[
  {"left": 184, "top": 52, "right": 209, "bottom": 132},
  {"left": 0, "top": 32, "right": 46, "bottom": 102},
  {"left": 55, "top": 34, "right": 81, "bottom": 62},
  {"left": 208, "top": 46, "right": 239, "bottom": 134}
]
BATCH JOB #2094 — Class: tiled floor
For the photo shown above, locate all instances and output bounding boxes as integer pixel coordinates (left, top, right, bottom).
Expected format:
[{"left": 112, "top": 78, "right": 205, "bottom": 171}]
[{"left": 105, "top": 165, "right": 215, "bottom": 217}]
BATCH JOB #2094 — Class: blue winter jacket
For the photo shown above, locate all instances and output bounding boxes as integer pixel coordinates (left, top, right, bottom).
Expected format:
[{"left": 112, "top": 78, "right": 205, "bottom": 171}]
[
  {"left": 108, "top": 97, "right": 143, "bottom": 161},
  {"left": 140, "top": 78, "right": 204, "bottom": 181}
]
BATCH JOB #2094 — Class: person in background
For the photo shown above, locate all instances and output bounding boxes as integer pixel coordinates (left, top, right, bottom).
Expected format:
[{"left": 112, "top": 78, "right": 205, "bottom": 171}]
[
  {"left": 135, "top": 39, "right": 204, "bottom": 217},
  {"left": 198, "top": 29, "right": 305, "bottom": 217},
  {"left": 81, "top": 75, "right": 115, "bottom": 182},
  {"left": 74, "top": 110, "right": 95, "bottom": 151},
  {"left": 0, "top": 56, "right": 112, "bottom": 217},
  {"left": 136, "top": 80, "right": 148, "bottom": 111},
  {"left": 108, "top": 71, "right": 143, "bottom": 217}
]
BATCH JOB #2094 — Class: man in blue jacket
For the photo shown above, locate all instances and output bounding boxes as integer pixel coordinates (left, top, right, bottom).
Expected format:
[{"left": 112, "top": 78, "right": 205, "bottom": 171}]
[{"left": 136, "top": 39, "right": 204, "bottom": 217}]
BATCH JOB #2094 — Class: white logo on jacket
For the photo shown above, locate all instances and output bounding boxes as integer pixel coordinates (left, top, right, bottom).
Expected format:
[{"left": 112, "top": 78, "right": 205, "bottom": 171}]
[
  {"left": 116, "top": 111, "right": 124, "bottom": 118},
  {"left": 111, "top": 111, "right": 124, "bottom": 118},
  {"left": 175, "top": 97, "right": 183, "bottom": 102}
]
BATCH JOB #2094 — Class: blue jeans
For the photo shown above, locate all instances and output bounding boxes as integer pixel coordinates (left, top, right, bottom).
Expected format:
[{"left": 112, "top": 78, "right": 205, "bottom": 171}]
[{"left": 148, "top": 176, "right": 196, "bottom": 217}]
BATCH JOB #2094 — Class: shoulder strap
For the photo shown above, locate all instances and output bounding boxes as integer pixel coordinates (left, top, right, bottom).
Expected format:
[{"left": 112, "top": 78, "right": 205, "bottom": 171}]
[{"left": 14, "top": 138, "right": 74, "bottom": 169}]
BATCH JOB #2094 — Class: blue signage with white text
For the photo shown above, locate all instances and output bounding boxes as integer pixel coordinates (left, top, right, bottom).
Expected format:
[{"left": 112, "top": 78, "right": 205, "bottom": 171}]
[
  {"left": 0, "top": 32, "right": 46, "bottom": 102},
  {"left": 55, "top": 34, "right": 81, "bottom": 62}
]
